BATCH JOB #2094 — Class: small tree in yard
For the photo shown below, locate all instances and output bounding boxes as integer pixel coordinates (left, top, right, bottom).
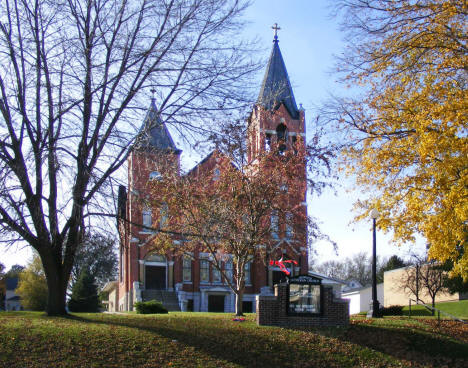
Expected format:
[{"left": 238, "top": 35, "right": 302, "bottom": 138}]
[
  {"left": 16, "top": 256, "right": 48, "bottom": 311},
  {"left": 147, "top": 122, "right": 333, "bottom": 316},
  {"left": 400, "top": 254, "right": 447, "bottom": 315},
  {"left": 71, "top": 232, "right": 117, "bottom": 291},
  {"left": 68, "top": 269, "right": 99, "bottom": 313}
]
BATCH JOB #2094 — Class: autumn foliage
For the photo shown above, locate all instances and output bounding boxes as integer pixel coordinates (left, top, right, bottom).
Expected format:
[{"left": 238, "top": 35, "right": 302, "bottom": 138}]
[
  {"left": 328, "top": 0, "right": 467, "bottom": 279},
  {"left": 146, "top": 141, "right": 308, "bottom": 315}
]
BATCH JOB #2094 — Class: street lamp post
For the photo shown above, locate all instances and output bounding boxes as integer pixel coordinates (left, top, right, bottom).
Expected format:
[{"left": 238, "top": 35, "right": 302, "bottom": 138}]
[{"left": 370, "top": 208, "right": 381, "bottom": 318}]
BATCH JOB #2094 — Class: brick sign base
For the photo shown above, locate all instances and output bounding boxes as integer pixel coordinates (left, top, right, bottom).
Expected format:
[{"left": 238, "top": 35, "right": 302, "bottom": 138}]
[{"left": 256, "top": 282, "right": 349, "bottom": 328}]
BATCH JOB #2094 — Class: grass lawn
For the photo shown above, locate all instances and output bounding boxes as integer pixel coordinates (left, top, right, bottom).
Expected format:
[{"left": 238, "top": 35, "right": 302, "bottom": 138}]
[
  {"left": 0, "top": 312, "right": 467, "bottom": 367},
  {"left": 402, "top": 299, "right": 468, "bottom": 319}
]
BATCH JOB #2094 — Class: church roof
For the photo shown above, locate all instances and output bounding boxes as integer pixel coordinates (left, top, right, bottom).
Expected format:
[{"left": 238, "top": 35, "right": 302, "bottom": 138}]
[
  {"left": 136, "top": 99, "right": 181, "bottom": 153},
  {"left": 257, "top": 36, "right": 299, "bottom": 119}
]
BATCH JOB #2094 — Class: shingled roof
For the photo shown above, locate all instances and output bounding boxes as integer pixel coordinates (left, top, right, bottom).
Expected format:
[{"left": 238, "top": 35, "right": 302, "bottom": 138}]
[
  {"left": 135, "top": 99, "right": 181, "bottom": 153},
  {"left": 257, "top": 37, "right": 299, "bottom": 119}
]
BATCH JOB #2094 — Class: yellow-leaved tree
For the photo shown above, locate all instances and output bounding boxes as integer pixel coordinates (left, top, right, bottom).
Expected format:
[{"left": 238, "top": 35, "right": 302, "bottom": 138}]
[
  {"left": 325, "top": 0, "right": 467, "bottom": 278},
  {"left": 16, "top": 255, "right": 48, "bottom": 311}
]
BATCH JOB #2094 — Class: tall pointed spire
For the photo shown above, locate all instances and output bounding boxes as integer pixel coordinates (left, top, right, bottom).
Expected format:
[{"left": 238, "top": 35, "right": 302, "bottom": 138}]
[{"left": 257, "top": 25, "right": 299, "bottom": 119}]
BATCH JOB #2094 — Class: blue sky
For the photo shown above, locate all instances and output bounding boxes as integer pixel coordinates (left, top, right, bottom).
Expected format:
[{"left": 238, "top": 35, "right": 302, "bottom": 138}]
[
  {"left": 0, "top": 0, "right": 426, "bottom": 271},
  {"left": 239, "top": 0, "right": 427, "bottom": 264}
]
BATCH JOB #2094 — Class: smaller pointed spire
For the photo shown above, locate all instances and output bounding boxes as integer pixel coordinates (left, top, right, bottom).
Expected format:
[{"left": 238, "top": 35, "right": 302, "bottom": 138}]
[{"left": 135, "top": 99, "right": 181, "bottom": 153}]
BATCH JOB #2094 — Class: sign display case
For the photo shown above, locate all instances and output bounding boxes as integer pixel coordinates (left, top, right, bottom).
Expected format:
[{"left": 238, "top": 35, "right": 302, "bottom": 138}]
[{"left": 287, "top": 275, "right": 322, "bottom": 315}]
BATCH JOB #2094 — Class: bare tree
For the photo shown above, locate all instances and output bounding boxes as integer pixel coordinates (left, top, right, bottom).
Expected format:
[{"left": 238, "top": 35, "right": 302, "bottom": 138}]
[
  {"left": 400, "top": 263, "right": 421, "bottom": 303},
  {"left": 0, "top": 0, "right": 260, "bottom": 315},
  {"left": 315, "top": 252, "right": 386, "bottom": 286},
  {"left": 400, "top": 254, "right": 447, "bottom": 315}
]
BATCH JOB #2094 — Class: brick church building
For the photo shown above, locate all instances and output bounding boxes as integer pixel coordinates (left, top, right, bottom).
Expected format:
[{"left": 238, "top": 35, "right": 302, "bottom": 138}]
[{"left": 115, "top": 32, "right": 309, "bottom": 312}]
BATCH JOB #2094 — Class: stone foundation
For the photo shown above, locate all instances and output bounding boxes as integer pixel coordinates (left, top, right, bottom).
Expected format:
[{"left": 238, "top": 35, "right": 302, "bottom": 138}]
[{"left": 256, "top": 282, "right": 349, "bottom": 328}]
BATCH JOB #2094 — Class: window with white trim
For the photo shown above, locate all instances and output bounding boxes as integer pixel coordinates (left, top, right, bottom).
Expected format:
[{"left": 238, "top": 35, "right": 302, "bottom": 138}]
[
  {"left": 244, "top": 262, "right": 251, "bottom": 284},
  {"left": 142, "top": 209, "right": 152, "bottom": 230},
  {"left": 212, "top": 264, "right": 222, "bottom": 283},
  {"left": 225, "top": 259, "right": 233, "bottom": 283},
  {"left": 200, "top": 259, "right": 209, "bottom": 283},
  {"left": 183, "top": 256, "right": 192, "bottom": 282}
]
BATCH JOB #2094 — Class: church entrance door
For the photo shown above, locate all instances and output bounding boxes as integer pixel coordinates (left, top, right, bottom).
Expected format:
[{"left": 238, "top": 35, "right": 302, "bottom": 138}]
[
  {"left": 146, "top": 266, "right": 166, "bottom": 289},
  {"left": 273, "top": 270, "right": 287, "bottom": 285},
  {"left": 208, "top": 295, "right": 225, "bottom": 312}
]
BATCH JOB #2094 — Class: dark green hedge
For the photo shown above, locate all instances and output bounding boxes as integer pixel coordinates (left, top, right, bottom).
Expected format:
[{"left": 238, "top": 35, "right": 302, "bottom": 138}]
[{"left": 134, "top": 300, "right": 168, "bottom": 314}]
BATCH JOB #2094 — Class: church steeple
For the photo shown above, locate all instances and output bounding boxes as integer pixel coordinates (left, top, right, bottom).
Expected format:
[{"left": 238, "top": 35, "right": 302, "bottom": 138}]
[
  {"left": 135, "top": 99, "right": 181, "bottom": 154},
  {"left": 257, "top": 25, "right": 299, "bottom": 119}
]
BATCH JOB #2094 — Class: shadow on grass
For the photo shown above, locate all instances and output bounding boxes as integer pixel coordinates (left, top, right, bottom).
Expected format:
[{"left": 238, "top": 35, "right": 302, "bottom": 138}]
[
  {"left": 337, "top": 320, "right": 468, "bottom": 366},
  {"left": 65, "top": 314, "right": 468, "bottom": 368},
  {"left": 64, "top": 314, "right": 357, "bottom": 368}
]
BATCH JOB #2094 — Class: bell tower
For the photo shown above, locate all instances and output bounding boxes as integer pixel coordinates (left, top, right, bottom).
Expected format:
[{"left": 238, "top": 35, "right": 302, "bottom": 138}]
[
  {"left": 248, "top": 25, "right": 308, "bottom": 276},
  {"left": 248, "top": 24, "right": 305, "bottom": 162},
  {"left": 118, "top": 99, "right": 181, "bottom": 311}
]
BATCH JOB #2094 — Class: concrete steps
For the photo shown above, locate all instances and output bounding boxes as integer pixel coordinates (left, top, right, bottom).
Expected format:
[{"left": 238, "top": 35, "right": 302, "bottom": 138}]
[{"left": 142, "top": 289, "right": 180, "bottom": 311}]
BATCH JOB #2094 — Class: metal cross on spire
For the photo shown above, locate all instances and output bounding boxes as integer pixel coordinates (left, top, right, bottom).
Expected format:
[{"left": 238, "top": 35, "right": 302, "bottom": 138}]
[{"left": 272, "top": 23, "right": 281, "bottom": 42}]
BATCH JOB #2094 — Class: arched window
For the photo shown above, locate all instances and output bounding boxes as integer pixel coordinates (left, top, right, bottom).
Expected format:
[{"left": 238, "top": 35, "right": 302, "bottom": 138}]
[
  {"left": 276, "top": 124, "right": 288, "bottom": 154},
  {"left": 265, "top": 133, "right": 272, "bottom": 151},
  {"left": 276, "top": 123, "right": 288, "bottom": 141}
]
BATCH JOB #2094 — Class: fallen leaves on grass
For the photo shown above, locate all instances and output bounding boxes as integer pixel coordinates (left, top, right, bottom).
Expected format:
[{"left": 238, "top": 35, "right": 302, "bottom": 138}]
[{"left": 0, "top": 313, "right": 467, "bottom": 368}]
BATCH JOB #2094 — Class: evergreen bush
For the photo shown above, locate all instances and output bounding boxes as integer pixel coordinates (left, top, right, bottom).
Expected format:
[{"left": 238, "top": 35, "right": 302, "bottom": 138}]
[
  {"left": 134, "top": 300, "right": 168, "bottom": 314},
  {"left": 68, "top": 269, "right": 100, "bottom": 312}
]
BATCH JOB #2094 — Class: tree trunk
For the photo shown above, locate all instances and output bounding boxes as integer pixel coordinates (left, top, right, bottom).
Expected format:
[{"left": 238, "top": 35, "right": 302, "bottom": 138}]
[
  {"left": 46, "top": 277, "right": 68, "bottom": 316},
  {"left": 235, "top": 289, "right": 244, "bottom": 316},
  {"left": 431, "top": 297, "right": 435, "bottom": 316},
  {"left": 41, "top": 251, "right": 69, "bottom": 316}
]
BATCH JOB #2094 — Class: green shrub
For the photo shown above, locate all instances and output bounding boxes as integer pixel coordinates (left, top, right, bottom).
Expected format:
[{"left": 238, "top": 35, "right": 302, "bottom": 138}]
[
  {"left": 68, "top": 269, "right": 99, "bottom": 313},
  {"left": 381, "top": 305, "right": 404, "bottom": 316},
  {"left": 134, "top": 300, "right": 168, "bottom": 314}
]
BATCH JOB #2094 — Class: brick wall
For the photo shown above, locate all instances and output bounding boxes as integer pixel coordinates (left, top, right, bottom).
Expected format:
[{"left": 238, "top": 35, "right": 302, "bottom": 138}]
[{"left": 256, "top": 283, "right": 349, "bottom": 328}]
